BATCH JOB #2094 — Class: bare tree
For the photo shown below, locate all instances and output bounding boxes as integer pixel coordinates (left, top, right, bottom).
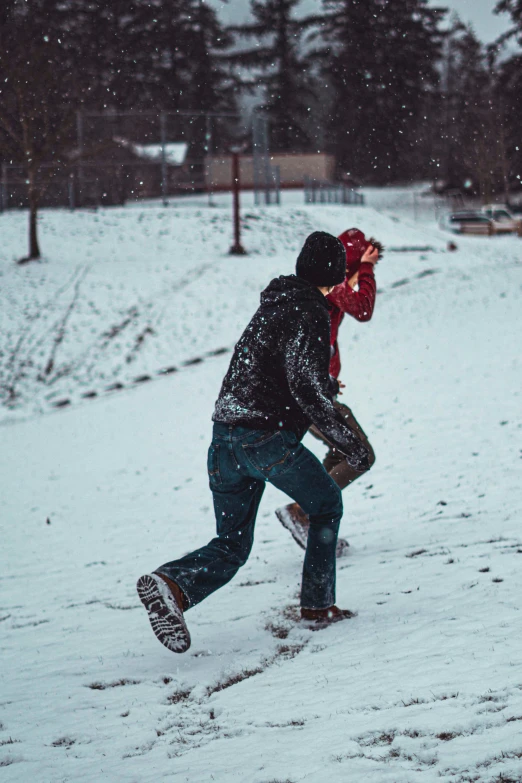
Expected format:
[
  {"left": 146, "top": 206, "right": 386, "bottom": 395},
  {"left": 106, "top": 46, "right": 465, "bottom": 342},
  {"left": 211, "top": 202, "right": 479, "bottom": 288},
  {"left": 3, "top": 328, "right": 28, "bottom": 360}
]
[{"left": 0, "top": 11, "right": 79, "bottom": 262}]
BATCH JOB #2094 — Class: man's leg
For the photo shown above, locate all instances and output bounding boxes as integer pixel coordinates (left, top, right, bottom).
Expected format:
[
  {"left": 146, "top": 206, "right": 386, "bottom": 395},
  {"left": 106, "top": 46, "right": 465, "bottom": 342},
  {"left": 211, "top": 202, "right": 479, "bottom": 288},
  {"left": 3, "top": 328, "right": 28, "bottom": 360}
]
[
  {"left": 155, "top": 460, "right": 265, "bottom": 609},
  {"left": 137, "top": 428, "right": 265, "bottom": 652},
  {"left": 269, "top": 441, "right": 343, "bottom": 610}
]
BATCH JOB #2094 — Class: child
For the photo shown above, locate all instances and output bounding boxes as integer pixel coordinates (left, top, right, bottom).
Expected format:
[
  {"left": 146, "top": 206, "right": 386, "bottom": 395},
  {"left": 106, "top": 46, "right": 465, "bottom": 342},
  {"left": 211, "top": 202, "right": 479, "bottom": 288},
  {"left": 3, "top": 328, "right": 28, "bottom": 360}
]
[{"left": 277, "top": 229, "right": 383, "bottom": 553}]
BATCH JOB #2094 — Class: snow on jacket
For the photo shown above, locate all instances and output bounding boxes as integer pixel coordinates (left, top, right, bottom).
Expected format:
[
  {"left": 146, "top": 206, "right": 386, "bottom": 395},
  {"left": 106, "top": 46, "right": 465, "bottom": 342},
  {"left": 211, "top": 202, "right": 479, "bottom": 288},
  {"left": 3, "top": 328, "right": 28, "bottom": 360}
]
[
  {"left": 213, "top": 275, "right": 371, "bottom": 469},
  {"left": 327, "top": 260, "right": 376, "bottom": 379}
]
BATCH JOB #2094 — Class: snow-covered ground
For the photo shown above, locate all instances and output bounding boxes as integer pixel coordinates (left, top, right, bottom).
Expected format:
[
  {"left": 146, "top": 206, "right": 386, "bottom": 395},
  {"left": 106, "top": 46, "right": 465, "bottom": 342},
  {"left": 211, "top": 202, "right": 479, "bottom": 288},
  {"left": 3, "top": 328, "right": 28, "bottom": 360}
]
[{"left": 1, "top": 189, "right": 521, "bottom": 782}]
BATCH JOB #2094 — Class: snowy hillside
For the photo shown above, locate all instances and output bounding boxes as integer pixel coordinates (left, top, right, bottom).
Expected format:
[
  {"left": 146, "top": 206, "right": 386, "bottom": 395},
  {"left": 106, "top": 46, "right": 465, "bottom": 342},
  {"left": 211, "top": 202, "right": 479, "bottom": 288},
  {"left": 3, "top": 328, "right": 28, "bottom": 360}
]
[
  {"left": 1, "top": 190, "right": 521, "bottom": 782},
  {"left": 0, "top": 190, "right": 447, "bottom": 422}
]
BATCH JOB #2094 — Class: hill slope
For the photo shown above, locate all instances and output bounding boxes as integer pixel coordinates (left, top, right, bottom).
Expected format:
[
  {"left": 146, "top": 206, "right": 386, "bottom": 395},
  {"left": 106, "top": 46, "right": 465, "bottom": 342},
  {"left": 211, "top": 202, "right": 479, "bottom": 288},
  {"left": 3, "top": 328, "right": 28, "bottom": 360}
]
[{"left": 1, "top": 192, "right": 521, "bottom": 782}]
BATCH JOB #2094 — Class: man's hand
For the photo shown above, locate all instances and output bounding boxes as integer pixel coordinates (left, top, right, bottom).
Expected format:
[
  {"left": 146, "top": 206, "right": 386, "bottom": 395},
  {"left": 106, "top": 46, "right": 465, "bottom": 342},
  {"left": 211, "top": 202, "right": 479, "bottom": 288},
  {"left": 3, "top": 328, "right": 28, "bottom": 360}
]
[
  {"left": 361, "top": 244, "right": 380, "bottom": 265},
  {"left": 337, "top": 380, "right": 346, "bottom": 396}
]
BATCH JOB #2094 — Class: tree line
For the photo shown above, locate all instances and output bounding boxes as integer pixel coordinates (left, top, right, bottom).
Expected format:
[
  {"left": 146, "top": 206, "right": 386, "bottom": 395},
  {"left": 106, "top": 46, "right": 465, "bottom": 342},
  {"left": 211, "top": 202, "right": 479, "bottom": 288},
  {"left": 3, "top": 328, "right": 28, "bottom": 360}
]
[{"left": 0, "top": 0, "right": 521, "bottom": 259}]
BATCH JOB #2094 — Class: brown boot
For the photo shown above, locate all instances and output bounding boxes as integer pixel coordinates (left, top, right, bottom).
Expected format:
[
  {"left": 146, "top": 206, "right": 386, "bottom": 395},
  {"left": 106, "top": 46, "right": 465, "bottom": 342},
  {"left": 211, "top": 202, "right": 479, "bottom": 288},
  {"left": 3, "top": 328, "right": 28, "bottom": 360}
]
[
  {"left": 275, "top": 503, "right": 310, "bottom": 549},
  {"left": 136, "top": 572, "right": 191, "bottom": 653},
  {"left": 276, "top": 503, "right": 350, "bottom": 557},
  {"left": 154, "top": 572, "right": 188, "bottom": 612},
  {"left": 301, "top": 605, "right": 357, "bottom": 628}
]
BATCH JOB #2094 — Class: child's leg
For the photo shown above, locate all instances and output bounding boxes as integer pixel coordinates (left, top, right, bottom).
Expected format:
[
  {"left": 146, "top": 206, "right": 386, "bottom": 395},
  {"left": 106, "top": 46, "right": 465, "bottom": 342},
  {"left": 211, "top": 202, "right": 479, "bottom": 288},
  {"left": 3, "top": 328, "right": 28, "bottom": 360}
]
[{"left": 322, "top": 401, "right": 375, "bottom": 490}]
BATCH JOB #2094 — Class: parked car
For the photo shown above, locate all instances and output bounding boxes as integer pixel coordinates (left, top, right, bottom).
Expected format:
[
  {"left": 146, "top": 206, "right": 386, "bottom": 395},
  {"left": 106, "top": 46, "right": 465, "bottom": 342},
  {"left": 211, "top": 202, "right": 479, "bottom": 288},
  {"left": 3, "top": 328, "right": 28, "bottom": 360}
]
[
  {"left": 480, "top": 205, "right": 522, "bottom": 235},
  {"left": 440, "top": 208, "right": 522, "bottom": 236}
]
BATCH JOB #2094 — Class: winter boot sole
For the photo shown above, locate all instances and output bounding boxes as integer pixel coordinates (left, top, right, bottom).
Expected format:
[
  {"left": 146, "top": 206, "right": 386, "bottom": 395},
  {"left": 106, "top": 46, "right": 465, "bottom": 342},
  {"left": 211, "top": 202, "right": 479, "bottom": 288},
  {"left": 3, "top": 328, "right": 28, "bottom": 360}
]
[{"left": 136, "top": 573, "right": 191, "bottom": 653}]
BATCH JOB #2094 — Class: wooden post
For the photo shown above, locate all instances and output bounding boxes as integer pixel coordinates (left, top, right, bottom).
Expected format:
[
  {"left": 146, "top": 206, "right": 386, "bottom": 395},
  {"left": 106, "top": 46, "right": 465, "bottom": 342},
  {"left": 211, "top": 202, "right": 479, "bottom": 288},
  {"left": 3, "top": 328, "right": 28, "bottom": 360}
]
[{"left": 229, "top": 151, "right": 247, "bottom": 255}]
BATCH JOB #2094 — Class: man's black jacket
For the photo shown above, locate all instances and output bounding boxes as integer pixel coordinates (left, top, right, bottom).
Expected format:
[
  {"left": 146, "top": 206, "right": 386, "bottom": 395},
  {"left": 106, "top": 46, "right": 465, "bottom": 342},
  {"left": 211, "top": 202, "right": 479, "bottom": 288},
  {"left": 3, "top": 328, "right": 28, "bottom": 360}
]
[{"left": 213, "top": 275, "right": 370, "bottom": 471}]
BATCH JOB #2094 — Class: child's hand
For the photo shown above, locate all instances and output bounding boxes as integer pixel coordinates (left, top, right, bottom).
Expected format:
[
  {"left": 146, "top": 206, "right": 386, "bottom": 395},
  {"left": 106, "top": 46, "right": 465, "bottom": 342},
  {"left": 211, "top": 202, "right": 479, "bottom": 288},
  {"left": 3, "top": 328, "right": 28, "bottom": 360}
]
[
  {"left": 361, "top": 245, "right": 379, "bottom": 265},
  {"left": 367, "top": 237, "right": 385, "bottom": 259},
  {"left": 338, "top": 381, "right": 346, "bottom": 396}
]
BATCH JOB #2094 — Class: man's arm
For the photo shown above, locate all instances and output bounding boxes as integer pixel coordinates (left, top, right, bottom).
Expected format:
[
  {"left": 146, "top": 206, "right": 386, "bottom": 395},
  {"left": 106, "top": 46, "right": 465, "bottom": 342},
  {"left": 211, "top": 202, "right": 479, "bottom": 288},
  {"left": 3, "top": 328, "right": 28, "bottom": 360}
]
[
  {"left": 284, "top": 314, "right": 370, "bottom": 471},
  {"left": 327, "top": 262, "right": 376, "bottom": 321}
]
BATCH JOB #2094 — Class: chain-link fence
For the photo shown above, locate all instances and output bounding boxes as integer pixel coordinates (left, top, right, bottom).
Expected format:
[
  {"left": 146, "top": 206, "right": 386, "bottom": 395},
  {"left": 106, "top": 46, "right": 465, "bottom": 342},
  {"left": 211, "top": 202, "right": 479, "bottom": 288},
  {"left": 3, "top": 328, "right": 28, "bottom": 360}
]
[
  {"left": 252, "top": 112, "right": 280, "bottom": 206},
  {"left": 304, "top": 177, "right": 364, "bottom": 206},
  {"left": 0, "top": 110, "right": 241, "bottom": 211}
]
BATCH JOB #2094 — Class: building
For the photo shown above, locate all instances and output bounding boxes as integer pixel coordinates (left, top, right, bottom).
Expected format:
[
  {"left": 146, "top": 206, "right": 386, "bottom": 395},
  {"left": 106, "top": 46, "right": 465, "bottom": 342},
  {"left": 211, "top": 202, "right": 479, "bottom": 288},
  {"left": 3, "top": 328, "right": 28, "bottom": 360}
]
[{"left": 205, "top": 152, "right": 336, "bottom": 191}]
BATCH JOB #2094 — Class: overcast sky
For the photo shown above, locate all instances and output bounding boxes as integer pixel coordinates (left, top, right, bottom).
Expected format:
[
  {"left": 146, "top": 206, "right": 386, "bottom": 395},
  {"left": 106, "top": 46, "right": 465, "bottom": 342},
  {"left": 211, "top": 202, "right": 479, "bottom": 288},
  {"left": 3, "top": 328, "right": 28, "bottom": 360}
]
[{"left": 208, "top": 0, "right": 513, "bottom": 45}]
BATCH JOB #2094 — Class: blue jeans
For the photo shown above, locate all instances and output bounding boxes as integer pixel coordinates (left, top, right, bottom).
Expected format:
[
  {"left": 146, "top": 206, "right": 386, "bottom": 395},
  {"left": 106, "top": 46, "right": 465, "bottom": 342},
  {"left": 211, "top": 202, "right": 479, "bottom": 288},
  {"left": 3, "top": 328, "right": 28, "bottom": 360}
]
[{"left": 157, "top": 423, "right": 343, "bottom": 610}]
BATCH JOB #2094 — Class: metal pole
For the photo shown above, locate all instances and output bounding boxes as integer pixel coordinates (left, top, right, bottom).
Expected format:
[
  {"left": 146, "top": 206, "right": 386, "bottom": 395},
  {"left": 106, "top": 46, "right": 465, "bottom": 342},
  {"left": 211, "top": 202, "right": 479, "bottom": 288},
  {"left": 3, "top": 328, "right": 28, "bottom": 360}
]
[
  {"left": 0, "top": 163, "right": 6, "bottom": 212},
  {"left": 68, "top": 172, "right": 75, "bottom": 211},
  {"left": 274, "top": 165, "right": 281, "bottom": 205},
  {"left": 252, "top": 112, "right": 261, "bottom": 206},
  {"left": 229, "top": 152, "right": 247, "bottom": 255},
  {"left": 160, "top": 112, "right": 168, "bottom": 206},
  {"left": 76, "top": 110, "right": 84, "bottom": 207},
  {"left": 262, "top": 116, "right": 271, "bottom": 205},
  {"left": 205, "top": 114, "right": 215, "bottom": 207}
]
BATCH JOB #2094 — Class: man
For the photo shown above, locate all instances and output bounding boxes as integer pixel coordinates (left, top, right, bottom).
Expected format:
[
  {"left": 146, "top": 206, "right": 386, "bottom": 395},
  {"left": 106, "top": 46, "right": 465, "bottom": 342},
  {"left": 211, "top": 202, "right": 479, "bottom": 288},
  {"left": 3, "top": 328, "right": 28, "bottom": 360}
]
[
  {"left": 276, "top": 228, "right": 382, "bottom": 553},
  {"left": 137, "top": 231, "right": 371, "bottom": 654}
]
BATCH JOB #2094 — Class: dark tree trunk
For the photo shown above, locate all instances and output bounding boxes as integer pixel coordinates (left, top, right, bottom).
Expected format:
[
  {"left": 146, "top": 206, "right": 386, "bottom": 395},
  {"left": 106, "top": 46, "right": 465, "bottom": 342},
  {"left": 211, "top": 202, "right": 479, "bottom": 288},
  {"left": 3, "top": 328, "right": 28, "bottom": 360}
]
[
  {"left": 18, "top": 174, "right": 41, "bottom": 264},
  {"left": 25, "top": 170, "right": 41, "bottom": 261}
]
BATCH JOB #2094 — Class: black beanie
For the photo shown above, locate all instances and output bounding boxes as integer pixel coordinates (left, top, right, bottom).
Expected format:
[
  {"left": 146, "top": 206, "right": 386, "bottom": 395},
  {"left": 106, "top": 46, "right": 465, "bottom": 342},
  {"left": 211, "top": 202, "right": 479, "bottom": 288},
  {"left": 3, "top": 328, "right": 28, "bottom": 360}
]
[{"left": 295, "top": 231, "right": 346, "bottom": 287}]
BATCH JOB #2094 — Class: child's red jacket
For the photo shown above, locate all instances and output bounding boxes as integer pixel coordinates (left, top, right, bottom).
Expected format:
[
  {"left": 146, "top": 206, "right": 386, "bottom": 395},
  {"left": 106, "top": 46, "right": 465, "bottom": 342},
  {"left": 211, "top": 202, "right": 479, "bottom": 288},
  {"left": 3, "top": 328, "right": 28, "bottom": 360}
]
[{"left": 327, "top": 260, "right": 376, "bottom": 379}]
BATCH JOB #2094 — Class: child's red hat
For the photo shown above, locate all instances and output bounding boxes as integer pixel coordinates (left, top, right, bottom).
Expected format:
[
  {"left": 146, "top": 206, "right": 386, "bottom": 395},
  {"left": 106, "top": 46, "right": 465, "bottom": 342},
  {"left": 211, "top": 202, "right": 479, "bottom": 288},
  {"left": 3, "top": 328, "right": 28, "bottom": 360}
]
[{"left": 337, "top": 228, "right": 370, "bottom": 279}]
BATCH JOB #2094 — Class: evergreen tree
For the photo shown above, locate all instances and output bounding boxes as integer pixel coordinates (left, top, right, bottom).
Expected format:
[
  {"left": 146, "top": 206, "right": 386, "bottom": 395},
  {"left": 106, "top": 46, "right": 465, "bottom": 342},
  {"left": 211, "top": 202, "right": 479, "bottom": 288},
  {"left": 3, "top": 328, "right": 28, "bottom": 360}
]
[
  {"left": 316, "top": 0, "right": 445, "bottom": 182},
  {"left": 0, "top": 1, "right": 239, "bottom": 258},
  {"left": 184, "top": 1, "right": 236, "bottom": 112},
  {"left": 230, "top": 0, "right": 318, "bottom": 152},
  {"left": 68, "top": 0, "right": 190, "bottom": 111},
  {"left": 60, "top": 1, "right": 234, "bottom": 112},
  {"left": 182, "top": 0, "right": 238, "bottom": 156},
  {"left": 69, "top": 1, "right": 238, "bottom": 152},
  {"left": 443, "top": 25, "right": 492, "bottom": 195},
  {"left": 436, "top": 21, "right": 511, "bottom": 202},
  {"left": 495, "top": 0, "right": 522, "bottom": 35},
  {"left": 495, "top": 54, "right": 522, "bottom": 198},
  {"left": 494, "top": 0, "right": 522, "bottom": 198}
]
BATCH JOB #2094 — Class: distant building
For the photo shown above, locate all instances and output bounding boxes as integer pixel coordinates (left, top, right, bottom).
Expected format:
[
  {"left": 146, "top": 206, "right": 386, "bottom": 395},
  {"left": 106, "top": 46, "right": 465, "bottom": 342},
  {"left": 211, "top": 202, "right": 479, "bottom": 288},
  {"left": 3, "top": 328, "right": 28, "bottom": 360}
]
[
  {"left": 0, "top": 138, "right": 192, "bottom": 209},
  {"left": 75, "top": 138, "right": 192, "bottom": 204},
  {"left": 205, "top": 152, "right": 336, "bottom": 191},
  {"left": 113, "top": 138, "right": 188, "bottom": 166}
]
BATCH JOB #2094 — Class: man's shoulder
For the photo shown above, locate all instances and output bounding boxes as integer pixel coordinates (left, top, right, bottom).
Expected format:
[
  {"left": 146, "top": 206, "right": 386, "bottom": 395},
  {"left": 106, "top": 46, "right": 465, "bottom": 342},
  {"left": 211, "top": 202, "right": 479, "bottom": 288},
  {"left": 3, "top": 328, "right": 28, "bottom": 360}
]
[{"left": 284, "top": 301, "right": 330, "bottom": 343}]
